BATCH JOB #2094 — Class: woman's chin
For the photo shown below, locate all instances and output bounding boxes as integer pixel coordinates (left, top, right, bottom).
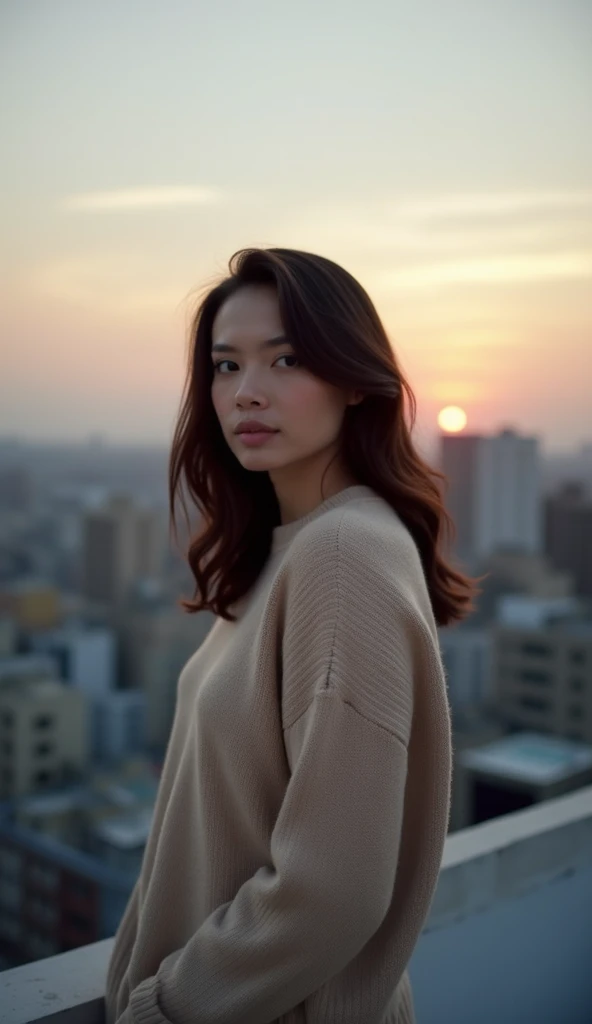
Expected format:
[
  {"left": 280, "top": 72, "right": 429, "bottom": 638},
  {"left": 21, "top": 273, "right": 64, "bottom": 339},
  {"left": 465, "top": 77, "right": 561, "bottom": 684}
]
[{"left": 238, "top": 451, "right": 282, "bottom": 471}]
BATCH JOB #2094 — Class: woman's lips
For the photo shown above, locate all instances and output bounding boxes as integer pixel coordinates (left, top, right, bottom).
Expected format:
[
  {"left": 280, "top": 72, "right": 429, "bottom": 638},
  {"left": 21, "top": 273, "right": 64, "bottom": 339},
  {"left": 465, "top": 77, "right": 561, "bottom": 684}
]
[{"left": 237, "top": 430, "right": 279, "bottom": 447}]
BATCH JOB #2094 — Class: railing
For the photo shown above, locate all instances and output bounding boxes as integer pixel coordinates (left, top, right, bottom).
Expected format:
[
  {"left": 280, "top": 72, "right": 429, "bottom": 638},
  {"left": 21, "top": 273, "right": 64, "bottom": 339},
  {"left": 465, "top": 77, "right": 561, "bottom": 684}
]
[{"left": 2, "top": 784, "right": 592, "bottom": 1024}]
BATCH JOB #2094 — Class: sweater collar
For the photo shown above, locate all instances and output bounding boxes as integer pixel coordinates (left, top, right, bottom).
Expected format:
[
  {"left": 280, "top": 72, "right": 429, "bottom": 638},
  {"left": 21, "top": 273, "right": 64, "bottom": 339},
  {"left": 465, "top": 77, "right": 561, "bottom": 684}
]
[{"left": 270, "top": 484, "right": 378, "bottom": 555}]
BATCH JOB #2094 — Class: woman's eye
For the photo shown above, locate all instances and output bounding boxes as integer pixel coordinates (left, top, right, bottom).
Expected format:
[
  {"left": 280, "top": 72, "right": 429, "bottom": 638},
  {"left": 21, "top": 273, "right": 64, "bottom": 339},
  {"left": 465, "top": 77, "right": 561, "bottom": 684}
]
[{"left": 212, "top": 354, "right": 299, "bottom": 373}]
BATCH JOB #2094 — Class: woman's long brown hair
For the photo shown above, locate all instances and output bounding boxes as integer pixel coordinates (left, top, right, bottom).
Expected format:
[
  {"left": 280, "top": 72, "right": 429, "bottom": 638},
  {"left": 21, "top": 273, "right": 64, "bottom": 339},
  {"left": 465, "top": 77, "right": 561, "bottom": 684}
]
[{"left": 169, "top": 247, "right": 487, "bottom": 626}]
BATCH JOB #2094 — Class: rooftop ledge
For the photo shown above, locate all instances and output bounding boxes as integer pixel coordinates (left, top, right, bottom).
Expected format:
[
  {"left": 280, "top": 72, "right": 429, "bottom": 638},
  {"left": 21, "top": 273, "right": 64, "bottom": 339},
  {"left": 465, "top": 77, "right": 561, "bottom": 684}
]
[{"left": 2, "top": 784, "right": 592, "bottom": 1024}]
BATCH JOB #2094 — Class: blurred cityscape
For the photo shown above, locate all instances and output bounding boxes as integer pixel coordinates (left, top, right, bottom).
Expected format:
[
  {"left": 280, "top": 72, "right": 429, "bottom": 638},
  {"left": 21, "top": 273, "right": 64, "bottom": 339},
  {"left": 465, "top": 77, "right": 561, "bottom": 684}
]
[{"left": 0, "top": 427, "right": 591, "bottom": 972}]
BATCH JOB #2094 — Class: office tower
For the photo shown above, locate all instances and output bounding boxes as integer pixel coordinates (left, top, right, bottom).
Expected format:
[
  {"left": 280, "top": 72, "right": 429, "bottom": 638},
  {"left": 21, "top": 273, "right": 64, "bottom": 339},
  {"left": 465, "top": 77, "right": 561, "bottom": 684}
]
[
  {"left": 120, "top": 604, "right": 215, "bottom": 752},
  {"left": 491, "top": 597, "right": 592, "bottom": 744},
  {"left": 92, "top": 690, "right": 147, "bottom": 765},
  {"left": 29, "top": 625, "right": 116, "bottom": 702},
  {"left": 438, "top": 626, "right": 494, "bottom": 723},
  {"left": 544, "top": 482, "right": 592, "bottom": 598},
  {"left": 0, "top": 674, "right": 88, "bottom": 800},
  {"left": 81, "top": 496, "right": 165, "bottom": 609},
  {"left": 438, "top": 427, "right": 542, "bottom": 571}
]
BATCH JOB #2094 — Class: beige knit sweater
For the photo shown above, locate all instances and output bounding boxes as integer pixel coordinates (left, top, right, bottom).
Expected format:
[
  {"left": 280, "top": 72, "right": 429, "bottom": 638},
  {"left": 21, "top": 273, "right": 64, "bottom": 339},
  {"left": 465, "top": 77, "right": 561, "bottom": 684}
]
[{"left": 104, "top": 485, "right": 452, "bottom": 1024}]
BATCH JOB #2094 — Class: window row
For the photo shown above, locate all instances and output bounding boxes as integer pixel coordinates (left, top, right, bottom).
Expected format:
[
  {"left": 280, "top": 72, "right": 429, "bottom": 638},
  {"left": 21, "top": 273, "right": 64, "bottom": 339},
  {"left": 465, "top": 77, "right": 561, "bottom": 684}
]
[
  {"left": 2, "top": 768, "right": 56, "bottom": 786},
  {"left": 1, "top": 713, "right": 55, "bottom": 729},
  {"left": 516, "top": 696, "right": 585, "bottom": 720},
  {"left": 2, "top": 741, "right": 54, "bottom": 755}
]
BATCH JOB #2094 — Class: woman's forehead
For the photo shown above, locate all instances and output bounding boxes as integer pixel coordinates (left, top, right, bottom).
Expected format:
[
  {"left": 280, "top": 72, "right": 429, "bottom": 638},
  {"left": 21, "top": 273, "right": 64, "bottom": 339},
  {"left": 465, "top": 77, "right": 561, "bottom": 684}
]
[{"left": 212, "top": 284, "right": 282, "bottom": 342}]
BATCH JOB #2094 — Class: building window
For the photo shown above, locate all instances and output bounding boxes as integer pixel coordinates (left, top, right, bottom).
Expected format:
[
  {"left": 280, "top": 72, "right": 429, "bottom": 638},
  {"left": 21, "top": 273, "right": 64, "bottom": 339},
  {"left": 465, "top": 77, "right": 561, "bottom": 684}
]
[
  {"left": 34, "top": 742, "right": 52, "bottom": 757},
  {"left": 569, "top": 649, "right": 586, "bottom": 666},
  {"left": 33, "top": 715, "right": 53, "bottom": 730},
  {"left": 517, "top": 694, "right": 549, "bottom": 712},
  {"left": 569, "top": 677, "right": 585, "bottom": 693},
  {"left": 32, "top": 770, "right": 52, "bottom": 786},
  {"left": 521, "top": 642, "right": 551, "bottom": 657},
  {"left": 520, "top": 669, "right": 551, "bottom": 685},
  {"left": 1, "top": 711, "right": 14, "bottom": 729},
  {"left": 3, "top": 740, "right": 13, "bottom": 755},
  {"left": 568, "top": 705, "right": 583, "bottom": 721},
  {"left": 2, "top": 768, "right": 12, "bottom": 784}
]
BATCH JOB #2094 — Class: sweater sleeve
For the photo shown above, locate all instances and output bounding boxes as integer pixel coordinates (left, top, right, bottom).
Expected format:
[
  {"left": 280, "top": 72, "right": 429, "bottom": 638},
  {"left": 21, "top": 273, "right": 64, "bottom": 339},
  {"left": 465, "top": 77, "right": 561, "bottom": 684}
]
[{"left": 122, "top": 511, "right": 426, "bottom": 1024}]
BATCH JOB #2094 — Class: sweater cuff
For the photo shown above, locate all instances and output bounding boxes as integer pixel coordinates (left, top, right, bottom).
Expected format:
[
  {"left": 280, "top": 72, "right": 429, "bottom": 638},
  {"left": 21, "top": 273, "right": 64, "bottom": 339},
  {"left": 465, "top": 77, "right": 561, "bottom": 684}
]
[{"left": 129, "top": 973, "right": 171, "bottom": 1024}]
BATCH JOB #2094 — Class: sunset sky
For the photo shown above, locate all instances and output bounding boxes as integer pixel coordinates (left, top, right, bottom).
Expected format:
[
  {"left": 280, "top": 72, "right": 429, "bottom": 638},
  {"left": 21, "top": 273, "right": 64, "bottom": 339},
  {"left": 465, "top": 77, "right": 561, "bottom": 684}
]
[{"left": 1, "top": 0, "right": 591, "bottom": 456}]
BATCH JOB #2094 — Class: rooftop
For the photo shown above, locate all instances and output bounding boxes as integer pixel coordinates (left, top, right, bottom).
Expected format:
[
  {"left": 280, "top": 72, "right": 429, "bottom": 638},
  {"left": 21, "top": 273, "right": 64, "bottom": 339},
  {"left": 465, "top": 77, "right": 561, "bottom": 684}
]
[
  {"left": 92, "top": 807, "right": 154, "bottom": 848},
  {"left": 458, "top": 730, "right": 592, "bottom": 784}
]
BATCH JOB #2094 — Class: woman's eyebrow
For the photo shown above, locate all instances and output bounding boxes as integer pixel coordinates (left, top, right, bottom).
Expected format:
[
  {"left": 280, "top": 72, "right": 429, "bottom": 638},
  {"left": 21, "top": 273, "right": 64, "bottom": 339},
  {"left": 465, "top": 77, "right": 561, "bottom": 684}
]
[{"left": 211, "top": 335, "right": 289, "bottom": 354}]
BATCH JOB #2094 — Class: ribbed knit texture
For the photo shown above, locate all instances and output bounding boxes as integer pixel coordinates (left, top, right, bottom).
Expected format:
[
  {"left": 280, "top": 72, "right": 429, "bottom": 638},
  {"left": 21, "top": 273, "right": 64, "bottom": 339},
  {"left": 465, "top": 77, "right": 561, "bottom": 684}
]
[{"left": 104, "top": 485, "right": 452, "bottom": 1024}]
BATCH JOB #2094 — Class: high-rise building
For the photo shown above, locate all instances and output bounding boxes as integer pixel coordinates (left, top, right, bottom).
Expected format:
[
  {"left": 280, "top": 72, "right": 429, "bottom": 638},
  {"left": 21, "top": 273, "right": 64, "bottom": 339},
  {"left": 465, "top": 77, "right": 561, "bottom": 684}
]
[
  {"left": 0, "top": 674, "right": 88, "bottom": 800},
  {"left": 438, "top": 428, "right": 542, "bottom": 571},
  {"left": 438, "top": 626, "right": 494, "bottom": 724},
  {"left": 490, "top": 599, "right": 592, "bottom": 744},
  {"left": 544, "top": 482, "right": 592, "bottom": 598},
  {"left": 28, "top": 626, "right": 118, "bottom": 762},
  {"left": 135, "top": 505, "right": 166, "bottom": 580},
  {"left": 120, "top": 603, "right": 215, "bottom": 752},
  {"left": 0, "top": 466, "right": 33, "bottom": 513},
  {"left": 29, "top": 625, "right": 116, "bottom": 702},
  {"left": 475, "top": 549, "right": 573, "bottom": 600},
  {"left": 81, "top": 496, "right": 165, "bottom": 608},
  {"left": 0, "top": 581, "right": 61, "bottom": 631},
  {"left": 92, "top": 690, "right": 147, "bottom": 766}
]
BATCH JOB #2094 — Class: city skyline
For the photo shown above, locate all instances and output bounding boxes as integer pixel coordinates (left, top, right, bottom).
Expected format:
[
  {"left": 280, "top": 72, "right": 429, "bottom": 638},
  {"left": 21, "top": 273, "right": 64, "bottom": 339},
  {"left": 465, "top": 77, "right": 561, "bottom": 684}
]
[{"left": 2, "top": 0, "right": 591, "bottom": 454}]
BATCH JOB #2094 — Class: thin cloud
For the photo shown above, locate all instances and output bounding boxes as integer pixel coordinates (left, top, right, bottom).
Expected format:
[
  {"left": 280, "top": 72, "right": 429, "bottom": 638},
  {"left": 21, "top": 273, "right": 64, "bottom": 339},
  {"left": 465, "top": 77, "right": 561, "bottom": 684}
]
[
  {"left": 59, "top": 186, "right": 223, "bottom": 211},
  {"left": 376, "top": 252, "right": 592, "bottom": 290},
  {"left": 280, "top": 189, "right": 592, "bottom": 258}
]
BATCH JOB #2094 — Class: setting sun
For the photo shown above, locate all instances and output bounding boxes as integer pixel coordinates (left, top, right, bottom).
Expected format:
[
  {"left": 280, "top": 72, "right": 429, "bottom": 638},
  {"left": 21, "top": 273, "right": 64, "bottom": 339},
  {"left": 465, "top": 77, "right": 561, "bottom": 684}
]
[{"left": 438, "top": 406, "right": 468, "bottom": 433}]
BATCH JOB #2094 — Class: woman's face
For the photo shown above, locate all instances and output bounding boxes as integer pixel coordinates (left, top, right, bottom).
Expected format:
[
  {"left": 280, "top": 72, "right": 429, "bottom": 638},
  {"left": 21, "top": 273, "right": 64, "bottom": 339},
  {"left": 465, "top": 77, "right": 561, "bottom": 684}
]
[{"left": 210, "top": 284, "right": 361, "bottom": 477}]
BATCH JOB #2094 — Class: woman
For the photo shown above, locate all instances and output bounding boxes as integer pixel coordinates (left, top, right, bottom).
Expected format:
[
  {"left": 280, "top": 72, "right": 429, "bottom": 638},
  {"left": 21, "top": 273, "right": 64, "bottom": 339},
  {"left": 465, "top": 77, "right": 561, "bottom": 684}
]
[{"left": 105, "top": 247, "right": 484, "bottom": 1024}]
